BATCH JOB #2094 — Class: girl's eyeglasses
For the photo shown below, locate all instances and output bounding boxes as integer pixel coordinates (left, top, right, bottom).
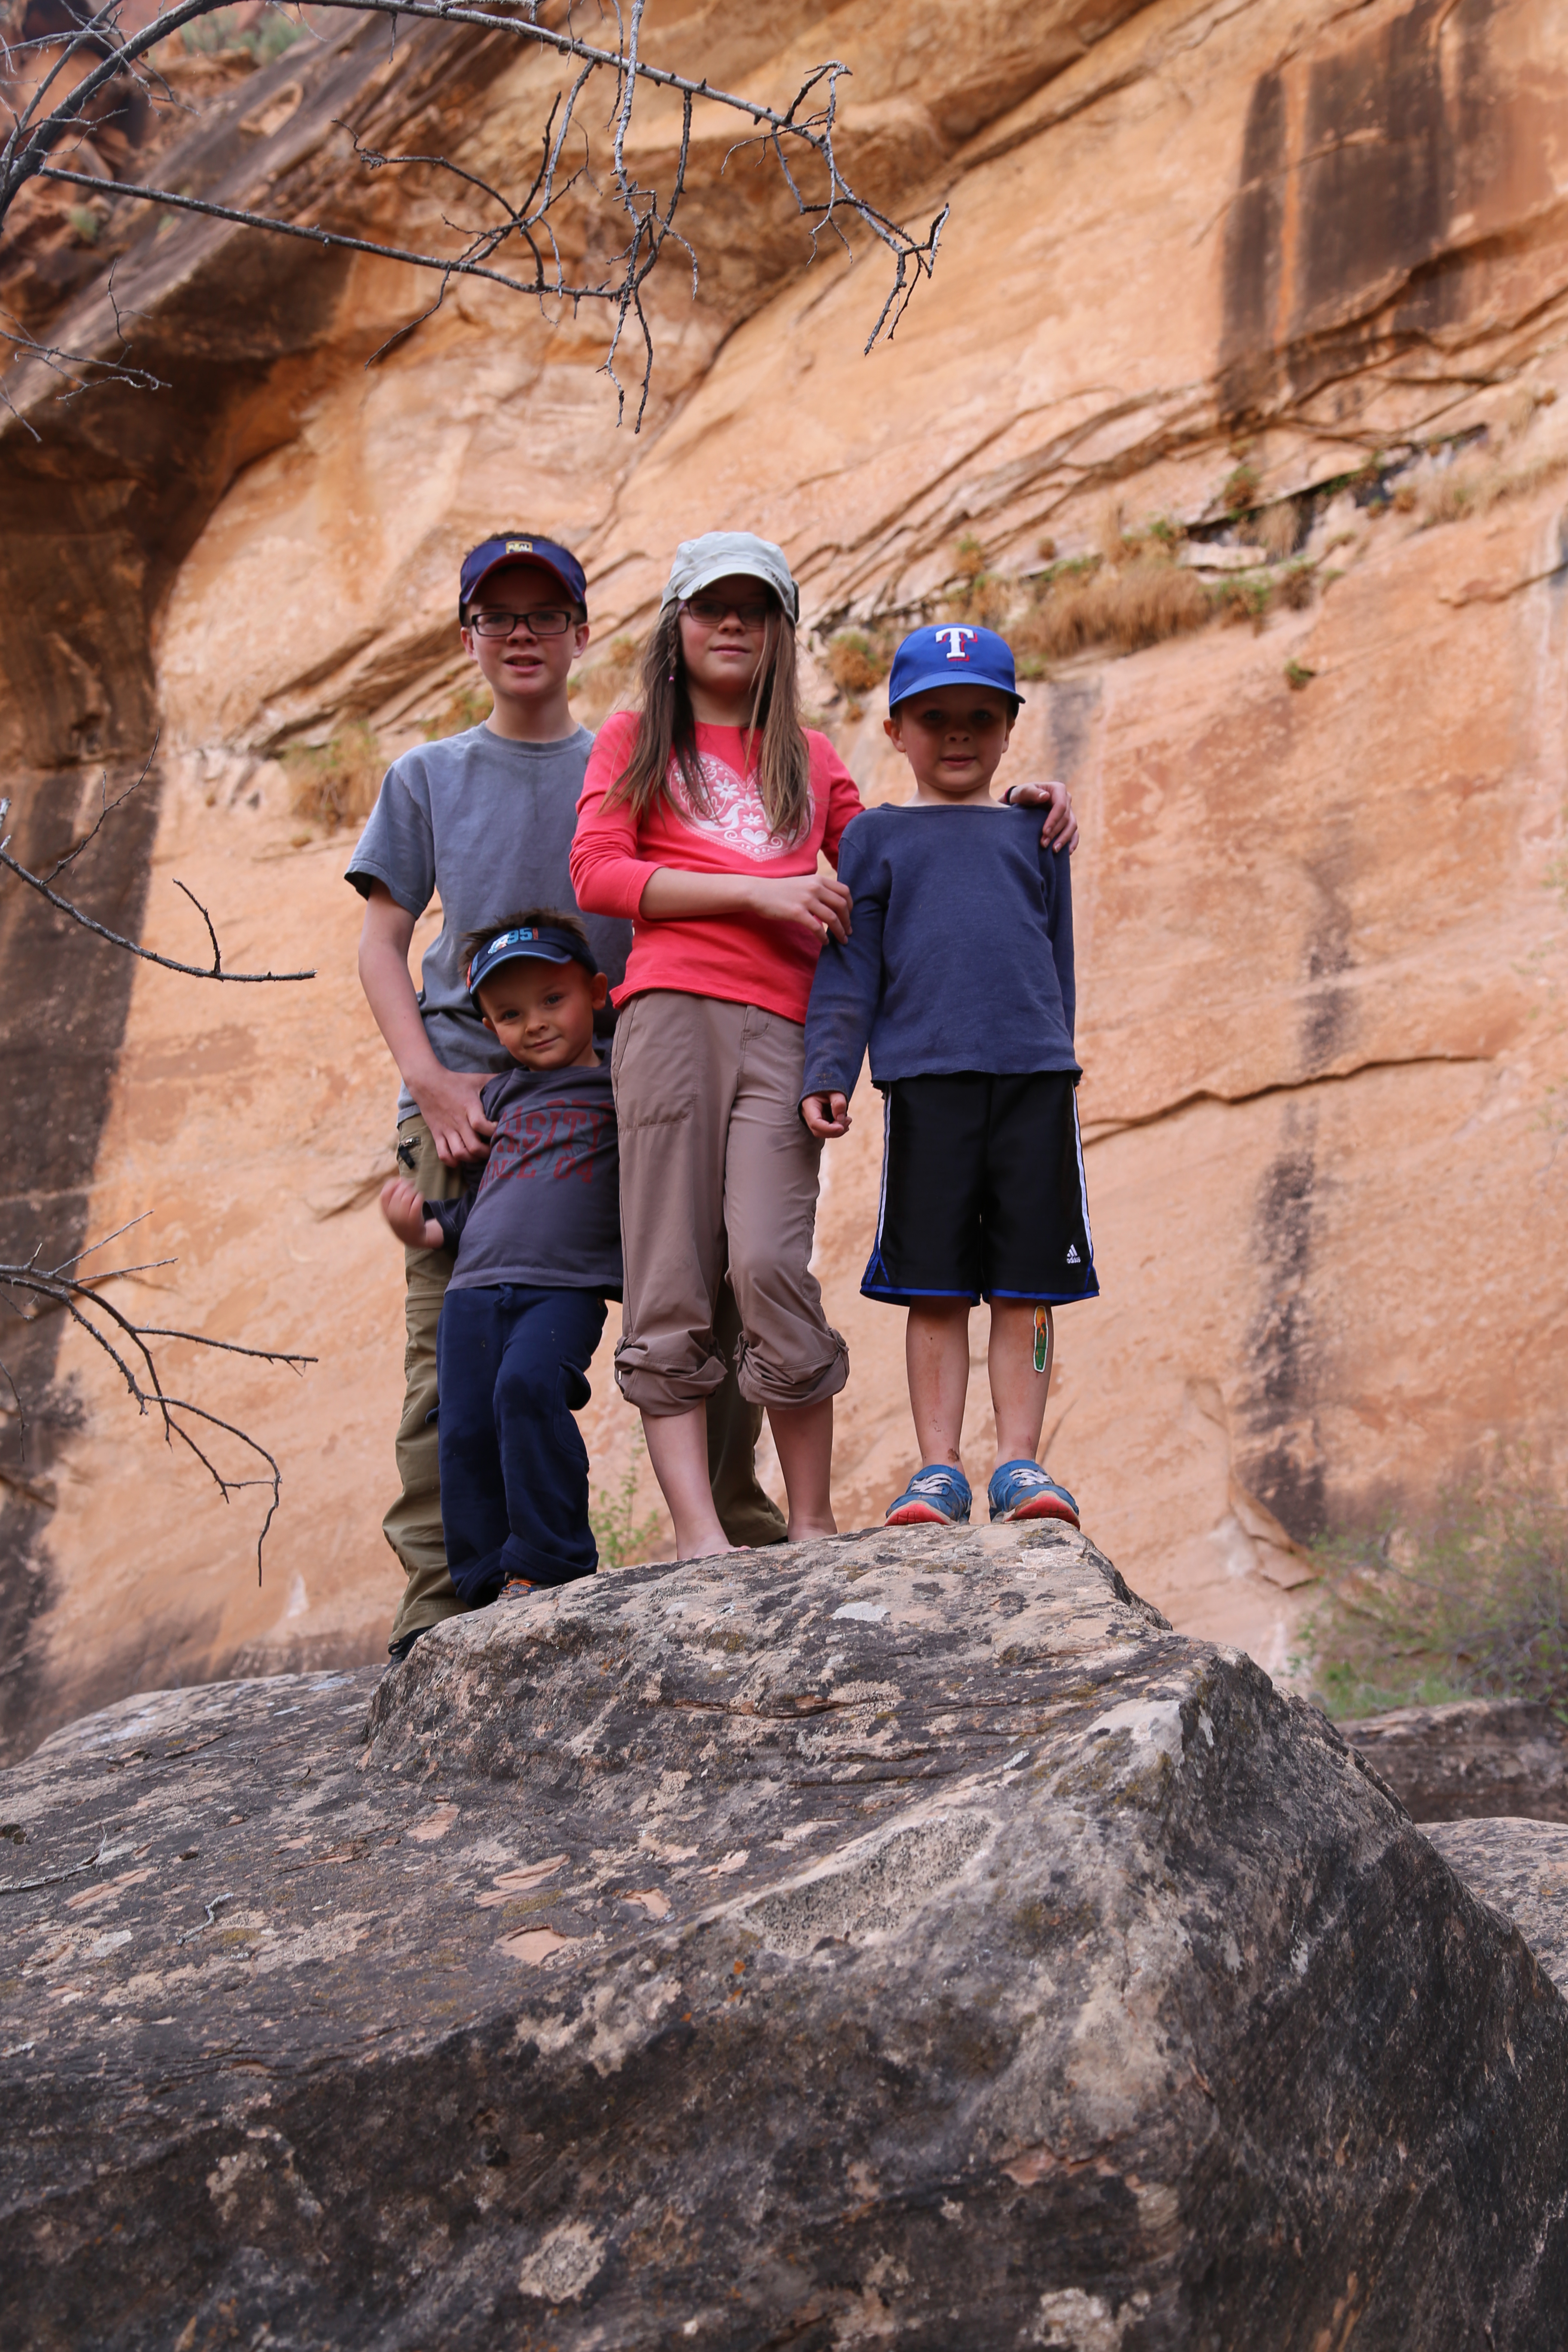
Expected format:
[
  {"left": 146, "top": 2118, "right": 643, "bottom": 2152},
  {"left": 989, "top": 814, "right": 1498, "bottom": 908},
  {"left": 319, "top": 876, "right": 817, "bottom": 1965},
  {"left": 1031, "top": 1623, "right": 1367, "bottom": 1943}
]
[
  {"left": 680, "top": 594, "right": 774, "bottom": 630},
  {"left": 468, "top": 607, "right": 574, "bottom": 638}
]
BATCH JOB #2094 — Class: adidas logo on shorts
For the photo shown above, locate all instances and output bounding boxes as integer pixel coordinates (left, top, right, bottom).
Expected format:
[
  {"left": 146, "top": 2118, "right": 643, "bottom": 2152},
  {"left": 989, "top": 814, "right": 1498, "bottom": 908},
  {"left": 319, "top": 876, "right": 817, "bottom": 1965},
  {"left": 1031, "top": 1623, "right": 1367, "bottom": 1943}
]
[{"left": 1066, "top": 1244, "right": 1081, "bottom": 1264}]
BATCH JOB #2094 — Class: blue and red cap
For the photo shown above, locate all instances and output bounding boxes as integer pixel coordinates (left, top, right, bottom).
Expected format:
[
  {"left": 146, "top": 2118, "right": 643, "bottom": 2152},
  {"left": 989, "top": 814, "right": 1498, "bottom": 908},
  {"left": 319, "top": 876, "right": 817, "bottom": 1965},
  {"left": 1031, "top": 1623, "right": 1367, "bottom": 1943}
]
[
  {"left": 459, "top": 535, "right": 587, "bottom": 619},
  {"left": 466, "top": 922, "right": 598, "bottom": 1009},
  {"left": 887, "top": 622, "right": 1023, "bottom": 714}
]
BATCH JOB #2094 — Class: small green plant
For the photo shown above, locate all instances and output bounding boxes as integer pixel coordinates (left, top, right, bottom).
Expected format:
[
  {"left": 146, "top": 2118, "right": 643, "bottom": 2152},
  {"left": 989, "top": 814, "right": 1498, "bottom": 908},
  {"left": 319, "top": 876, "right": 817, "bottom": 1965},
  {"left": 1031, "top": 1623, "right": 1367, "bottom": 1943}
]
[
  {"left": 424, "top": 681, "right": 491, "bottom": 741},
  {"left": 184, "top": 6, "right": 304, "bottom": 60},
  {"left": 1284, "top": 659, "right": 1316, "bottom": 691},
  {"left": 67, "top": 206, "right": 101, "bottom": 244},
  {"left": 1295, "top": 1481, "right": 1568, "bottom": 1722},
  {"left": 945, "top": 536, "right": 1010, "bottom": 628},
  {"left": 1222, "top": 458, "right": 1260, "bottom": 515},
  {"left": 1209, "top": 571, "right": 1274, "bottom": 627},
  {"left": 281, "top": 720, "right": 382, "bottom": 832},
  {"left": 590, "top": 1428, "right": 665, "bottom": 1569}
]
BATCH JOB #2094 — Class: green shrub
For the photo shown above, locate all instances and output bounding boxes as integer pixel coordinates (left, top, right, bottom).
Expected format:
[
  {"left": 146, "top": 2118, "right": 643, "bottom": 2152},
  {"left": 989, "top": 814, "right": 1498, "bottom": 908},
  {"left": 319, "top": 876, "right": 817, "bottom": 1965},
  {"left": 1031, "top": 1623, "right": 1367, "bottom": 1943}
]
[
  {"left": 590, "top": 1428, "right": 666, "bottom": 1568},
  {"left": 1295, "top": 1481, "right": 1568, "bottom": 1721},
  {"left": 281, "top": 721, "right": 381, "bottom": 831}
]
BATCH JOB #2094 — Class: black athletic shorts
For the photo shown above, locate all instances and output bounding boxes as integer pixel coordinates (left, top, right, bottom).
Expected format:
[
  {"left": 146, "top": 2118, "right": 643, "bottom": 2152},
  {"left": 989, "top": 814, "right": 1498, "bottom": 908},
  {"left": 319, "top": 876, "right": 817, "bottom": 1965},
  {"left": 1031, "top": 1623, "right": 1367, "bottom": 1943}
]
[{"left": 861, "top": 1071, "right": 1098, "bottom": 1307}]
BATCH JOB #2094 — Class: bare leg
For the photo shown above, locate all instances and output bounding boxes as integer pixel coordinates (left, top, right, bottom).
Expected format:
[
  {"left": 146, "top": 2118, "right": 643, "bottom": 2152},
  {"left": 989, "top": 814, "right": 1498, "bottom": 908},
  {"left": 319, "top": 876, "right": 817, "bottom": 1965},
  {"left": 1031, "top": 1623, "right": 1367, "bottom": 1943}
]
[
  {"left": 989, "top": 1300, "right": 1052, "bottom": 1472},
  {"left": 768, "top": 1398, "right": 837, "bottom": 1540},
  {"left": 906, "top": 1300, "right": 973, "bottom": 1474},
  {"left": 641, "top": 1405, "right": 736, "bottom": 1559}
]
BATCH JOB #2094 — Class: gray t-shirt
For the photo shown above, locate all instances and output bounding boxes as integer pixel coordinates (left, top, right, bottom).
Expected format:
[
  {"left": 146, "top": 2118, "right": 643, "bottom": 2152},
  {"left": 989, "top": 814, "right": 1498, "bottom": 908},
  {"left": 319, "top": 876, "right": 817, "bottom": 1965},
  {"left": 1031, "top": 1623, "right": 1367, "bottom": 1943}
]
[{"left": 345, "top": 724, "right": 633, "bottom": 1123}]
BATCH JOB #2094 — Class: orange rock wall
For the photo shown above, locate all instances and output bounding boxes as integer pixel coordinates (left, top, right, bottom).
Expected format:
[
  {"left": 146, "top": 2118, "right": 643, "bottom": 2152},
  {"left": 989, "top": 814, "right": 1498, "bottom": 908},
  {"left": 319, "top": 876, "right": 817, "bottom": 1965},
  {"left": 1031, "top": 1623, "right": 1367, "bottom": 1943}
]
[{"left": 7, "top": 0, "right": 1568, "bottom": 1747}]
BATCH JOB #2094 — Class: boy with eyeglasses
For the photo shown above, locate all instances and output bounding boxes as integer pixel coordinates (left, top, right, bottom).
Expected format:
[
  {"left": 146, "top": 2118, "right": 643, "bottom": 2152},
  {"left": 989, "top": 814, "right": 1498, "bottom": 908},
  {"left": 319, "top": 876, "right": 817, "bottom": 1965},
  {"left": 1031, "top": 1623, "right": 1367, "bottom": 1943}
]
[{"left": 347, "top": 535, "right": 785, "bottom": 1663}]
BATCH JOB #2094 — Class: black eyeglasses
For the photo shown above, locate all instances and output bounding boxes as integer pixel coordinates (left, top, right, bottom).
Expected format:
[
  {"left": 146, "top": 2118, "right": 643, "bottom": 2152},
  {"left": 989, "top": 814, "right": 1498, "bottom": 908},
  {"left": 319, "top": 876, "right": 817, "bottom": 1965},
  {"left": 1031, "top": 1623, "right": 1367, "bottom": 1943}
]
[
  {"left": 468, "top": 606, "right": 575, "bottom": 638},
  {"left": 680, "top": 594, "right": 775, "bottom": 629}
]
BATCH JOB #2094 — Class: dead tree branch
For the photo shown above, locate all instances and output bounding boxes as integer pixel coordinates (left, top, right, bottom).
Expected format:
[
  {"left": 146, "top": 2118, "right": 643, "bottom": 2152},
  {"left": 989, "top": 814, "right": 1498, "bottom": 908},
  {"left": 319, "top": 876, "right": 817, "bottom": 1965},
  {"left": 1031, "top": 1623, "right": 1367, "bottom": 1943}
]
[
  {"left": 2, "top": 0, "right": 948, "bottom": 428},
  {"left": 0, "top": 790, "right": 315, "bottom": 981},
  {"left": 1, "top": 1217, "right": 316, "bottom": 1581}
]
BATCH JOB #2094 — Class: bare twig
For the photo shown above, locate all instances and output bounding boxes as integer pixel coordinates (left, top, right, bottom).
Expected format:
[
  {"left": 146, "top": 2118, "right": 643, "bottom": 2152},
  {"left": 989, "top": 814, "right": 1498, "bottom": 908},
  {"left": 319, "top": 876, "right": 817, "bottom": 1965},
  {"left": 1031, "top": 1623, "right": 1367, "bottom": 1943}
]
[
  {"left": 0, "top": 793, "right": 315, "bottom": 981},
  {"left": 44, "top": 736, "right": 159, "bottom": 882},
  {"left": 2, "top": 1234, "right": 316, "bottom": 1583}
]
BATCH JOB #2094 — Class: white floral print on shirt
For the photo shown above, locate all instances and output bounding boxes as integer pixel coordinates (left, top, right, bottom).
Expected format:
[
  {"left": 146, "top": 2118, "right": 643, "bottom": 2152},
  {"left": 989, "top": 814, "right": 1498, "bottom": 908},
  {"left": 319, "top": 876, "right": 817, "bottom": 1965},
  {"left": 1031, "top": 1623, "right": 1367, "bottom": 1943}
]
[{"left": 669, "top": 750, "right": 812, "bottom": 862}]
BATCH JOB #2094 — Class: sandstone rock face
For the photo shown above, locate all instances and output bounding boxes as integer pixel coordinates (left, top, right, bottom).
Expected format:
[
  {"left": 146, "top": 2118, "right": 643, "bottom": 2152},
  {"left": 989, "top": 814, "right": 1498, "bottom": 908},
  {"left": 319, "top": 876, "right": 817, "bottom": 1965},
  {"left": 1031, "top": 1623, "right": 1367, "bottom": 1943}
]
[
  {"left": 1342, "top": 1699, "right": 1568, "bottom": 1824},
  {"left": 8, "top": 0, "right": 1568, "bottom": 1749},
  {"left": 6, "top": 1526, "right": 1568, "bottom": 2348}
]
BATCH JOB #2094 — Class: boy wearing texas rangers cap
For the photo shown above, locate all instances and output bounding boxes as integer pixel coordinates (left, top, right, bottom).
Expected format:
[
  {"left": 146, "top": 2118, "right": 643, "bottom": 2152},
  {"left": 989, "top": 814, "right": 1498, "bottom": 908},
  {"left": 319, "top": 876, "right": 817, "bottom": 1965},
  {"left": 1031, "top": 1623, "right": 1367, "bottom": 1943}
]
[
  {"left": 800, "top": 621, "right": 1096, "bottom": 1531},
  {"left": 348, "top": 534, "right": 784, "bottom": 1662},
  {"left": 380, "top": 910, "right": 620, "bottom": 1603}
]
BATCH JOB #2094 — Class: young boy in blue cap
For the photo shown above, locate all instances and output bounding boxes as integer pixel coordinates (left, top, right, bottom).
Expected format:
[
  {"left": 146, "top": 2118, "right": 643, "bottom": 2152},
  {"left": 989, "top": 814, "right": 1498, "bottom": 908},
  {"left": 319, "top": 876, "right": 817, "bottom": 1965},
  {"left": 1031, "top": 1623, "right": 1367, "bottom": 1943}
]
[
  {"left": 380, "top": 910, "right": 620, "bottom": 1602},
  {"left": 349, "top": 534, "right": 787, "bottom": 1659},
  {"left": 800, "top": 622, "right": 1096, "bottom": 1530}
]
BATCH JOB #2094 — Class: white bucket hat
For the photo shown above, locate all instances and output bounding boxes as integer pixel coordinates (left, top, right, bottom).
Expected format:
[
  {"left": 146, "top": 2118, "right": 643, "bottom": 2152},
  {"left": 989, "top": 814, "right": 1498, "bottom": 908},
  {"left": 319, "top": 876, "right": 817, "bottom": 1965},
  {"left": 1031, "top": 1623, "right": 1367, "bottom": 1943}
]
[{"left": 661, "top": 531, "right": 799, "bottom": 624}]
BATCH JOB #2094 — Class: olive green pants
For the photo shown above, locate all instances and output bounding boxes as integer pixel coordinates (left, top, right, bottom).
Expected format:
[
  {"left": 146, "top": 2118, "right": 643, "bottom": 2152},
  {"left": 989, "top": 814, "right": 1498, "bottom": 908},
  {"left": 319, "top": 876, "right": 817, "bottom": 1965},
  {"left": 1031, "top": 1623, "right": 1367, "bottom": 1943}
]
[{"left": 384, "top": 1115, "right": 786, "bottom": 1648}]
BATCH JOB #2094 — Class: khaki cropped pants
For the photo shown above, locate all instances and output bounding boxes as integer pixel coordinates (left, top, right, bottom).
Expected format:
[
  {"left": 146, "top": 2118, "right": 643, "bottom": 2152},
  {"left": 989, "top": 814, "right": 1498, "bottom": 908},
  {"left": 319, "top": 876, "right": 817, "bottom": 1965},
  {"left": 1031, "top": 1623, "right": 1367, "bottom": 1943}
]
[{"left": 611, "top": 992, "right": 848, "bottom": 1417}]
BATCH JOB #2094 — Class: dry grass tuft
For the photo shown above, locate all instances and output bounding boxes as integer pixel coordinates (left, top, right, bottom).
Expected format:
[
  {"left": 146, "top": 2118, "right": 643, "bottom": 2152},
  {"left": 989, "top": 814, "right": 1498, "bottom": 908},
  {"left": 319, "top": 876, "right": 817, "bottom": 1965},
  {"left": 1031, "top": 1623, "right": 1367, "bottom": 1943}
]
[
  {"left": 1250, "top": 500, "right": 1302, "bottom": 560},
  {"left": 1417, "top": 435, "right": 1568, "bottom": 529},
  {"left": 282, "top": 723, "right": 383, "bottom": 832},
  {"left": 1019, "top": 548, "right": 1210, "bottom": 662},
  {"left": 825, "top": 629, "right": 893, "bottom": 698}
]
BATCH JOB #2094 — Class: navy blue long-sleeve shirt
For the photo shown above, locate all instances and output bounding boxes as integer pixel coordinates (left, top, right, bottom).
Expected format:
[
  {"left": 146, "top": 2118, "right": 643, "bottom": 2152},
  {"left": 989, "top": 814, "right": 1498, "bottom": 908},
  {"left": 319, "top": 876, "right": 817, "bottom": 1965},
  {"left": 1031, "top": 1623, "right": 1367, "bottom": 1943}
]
[{"left": 801, "top": 803, "right": 1078, "bottom": 1098}]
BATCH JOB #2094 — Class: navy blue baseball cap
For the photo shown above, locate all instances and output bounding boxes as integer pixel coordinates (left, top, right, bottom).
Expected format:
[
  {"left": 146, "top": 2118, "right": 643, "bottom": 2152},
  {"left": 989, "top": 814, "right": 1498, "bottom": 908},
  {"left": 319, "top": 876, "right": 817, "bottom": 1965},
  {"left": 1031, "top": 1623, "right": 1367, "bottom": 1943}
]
[
  {"left": 466, "top": 922, "right": 597, "bottom": 1008},
  {"left": 459, "top": 534, "right": 587, "bottom": 619},
  {"left": 887, "top": 622, "right": 1023, "bottom": 713}
]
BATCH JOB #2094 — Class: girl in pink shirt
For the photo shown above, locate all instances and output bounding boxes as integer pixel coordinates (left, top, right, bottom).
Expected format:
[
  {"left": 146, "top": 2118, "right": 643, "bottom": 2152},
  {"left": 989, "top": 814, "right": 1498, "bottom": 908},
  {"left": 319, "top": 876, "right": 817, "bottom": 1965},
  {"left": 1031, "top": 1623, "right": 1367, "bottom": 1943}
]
[
  {"left": 572, "top": 531, "right": 1078, "bottom": 1560},
  {"left": 571, "top": 533, "right": 857, "bottom": 1557}
]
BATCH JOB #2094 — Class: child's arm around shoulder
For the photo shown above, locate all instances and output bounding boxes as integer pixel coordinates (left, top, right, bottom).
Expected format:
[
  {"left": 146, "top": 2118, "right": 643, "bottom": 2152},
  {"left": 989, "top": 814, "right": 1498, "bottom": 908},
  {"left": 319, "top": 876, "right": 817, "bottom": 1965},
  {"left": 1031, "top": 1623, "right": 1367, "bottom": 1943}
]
[
  {"left": 1038, "top": 821, "right": 1077, "bottom": 1044},
  {"left": 800, "top": 810, "right": 888, "bottom": 1139},
  {"left": 809, "top": 731, "right": 867, "bottom": 868}
]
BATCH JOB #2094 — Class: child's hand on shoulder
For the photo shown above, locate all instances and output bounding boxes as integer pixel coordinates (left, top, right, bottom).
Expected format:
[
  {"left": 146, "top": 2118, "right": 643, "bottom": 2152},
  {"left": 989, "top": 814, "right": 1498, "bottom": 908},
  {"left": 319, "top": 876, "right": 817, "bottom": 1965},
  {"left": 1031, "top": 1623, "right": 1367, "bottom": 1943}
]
[
  {"left": 380, "top": 1176, "right": 445, "bottom": 1250},
  {"left": 801, "top": 1090, "right": 851, "bottom": 1141},
  {"left": 1005, "top": 779, "right": 1078, "bottom": 854}
]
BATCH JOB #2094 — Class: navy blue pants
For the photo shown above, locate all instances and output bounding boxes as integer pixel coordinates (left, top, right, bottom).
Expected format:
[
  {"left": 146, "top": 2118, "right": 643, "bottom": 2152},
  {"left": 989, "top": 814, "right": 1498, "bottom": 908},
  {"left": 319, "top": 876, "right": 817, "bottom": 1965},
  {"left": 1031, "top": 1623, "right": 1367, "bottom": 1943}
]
[{"left": 435, "top": 1284, "right": 608, "bottom": 1605}]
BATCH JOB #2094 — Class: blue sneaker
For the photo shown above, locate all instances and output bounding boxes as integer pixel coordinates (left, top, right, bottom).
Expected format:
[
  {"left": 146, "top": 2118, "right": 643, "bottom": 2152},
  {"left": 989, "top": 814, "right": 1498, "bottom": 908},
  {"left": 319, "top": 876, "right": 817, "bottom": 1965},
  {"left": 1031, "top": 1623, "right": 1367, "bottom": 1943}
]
[
  {"left": 987, "top": 1459, "right": 1080, "bottom": 1528},
  {"left": 885, "top": 1465, "right": 972, "bottom": 1526}
]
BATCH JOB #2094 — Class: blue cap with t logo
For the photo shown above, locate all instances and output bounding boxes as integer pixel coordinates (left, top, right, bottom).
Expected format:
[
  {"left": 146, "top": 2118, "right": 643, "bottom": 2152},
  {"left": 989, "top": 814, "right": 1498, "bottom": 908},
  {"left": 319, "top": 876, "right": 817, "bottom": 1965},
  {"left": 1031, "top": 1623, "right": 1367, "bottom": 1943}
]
[{"left": 887, "top": 622, "right": 1023, "bottom": 713}]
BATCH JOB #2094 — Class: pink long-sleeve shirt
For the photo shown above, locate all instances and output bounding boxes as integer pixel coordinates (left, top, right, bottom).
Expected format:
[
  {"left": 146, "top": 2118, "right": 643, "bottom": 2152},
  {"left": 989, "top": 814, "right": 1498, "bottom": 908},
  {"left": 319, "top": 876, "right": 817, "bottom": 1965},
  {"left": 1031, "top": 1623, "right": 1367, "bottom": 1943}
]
[{"left": 570, "top": 712, "right": 864, "bottom": 1026}]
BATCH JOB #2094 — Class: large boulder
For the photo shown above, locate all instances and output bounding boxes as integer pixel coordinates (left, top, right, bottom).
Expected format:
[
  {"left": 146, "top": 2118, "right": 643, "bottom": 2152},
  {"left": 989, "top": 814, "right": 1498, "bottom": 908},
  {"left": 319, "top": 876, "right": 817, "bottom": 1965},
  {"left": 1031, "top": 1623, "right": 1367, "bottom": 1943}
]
[
  {"left": 1340, "top": 1699, "right": 1568, "bottom": 1824},
  {"left": 6, "top": 1524, "right": 1568, "bottom": 2349}
]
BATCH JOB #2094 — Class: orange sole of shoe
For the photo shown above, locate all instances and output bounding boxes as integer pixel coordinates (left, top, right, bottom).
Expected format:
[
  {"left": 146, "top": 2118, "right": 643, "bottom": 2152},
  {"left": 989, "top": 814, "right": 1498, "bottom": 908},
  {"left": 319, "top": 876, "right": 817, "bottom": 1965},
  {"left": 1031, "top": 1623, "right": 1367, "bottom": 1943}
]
[{"left": 995, "top": 1496, "right": 1079, "bottom": 1528}]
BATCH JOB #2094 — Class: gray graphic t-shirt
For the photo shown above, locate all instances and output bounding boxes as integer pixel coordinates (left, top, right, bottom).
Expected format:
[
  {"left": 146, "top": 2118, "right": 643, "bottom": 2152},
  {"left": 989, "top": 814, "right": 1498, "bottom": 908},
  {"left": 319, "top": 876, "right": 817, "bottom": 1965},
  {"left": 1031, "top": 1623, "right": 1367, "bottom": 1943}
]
[
  {"left": 345, "top": 724, "right": 633, "bottom": 1122},
  {"left": 425, "top": 1061, "right": 621, "bottom": 1297}
]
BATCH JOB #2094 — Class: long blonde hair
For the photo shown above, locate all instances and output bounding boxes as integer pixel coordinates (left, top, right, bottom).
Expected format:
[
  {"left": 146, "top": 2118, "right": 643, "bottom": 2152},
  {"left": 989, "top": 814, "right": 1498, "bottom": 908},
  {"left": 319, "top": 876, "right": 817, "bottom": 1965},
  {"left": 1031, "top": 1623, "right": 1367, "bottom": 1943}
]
[{"left": 607, "top": 595, "right": 812, "bottom": 843}]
